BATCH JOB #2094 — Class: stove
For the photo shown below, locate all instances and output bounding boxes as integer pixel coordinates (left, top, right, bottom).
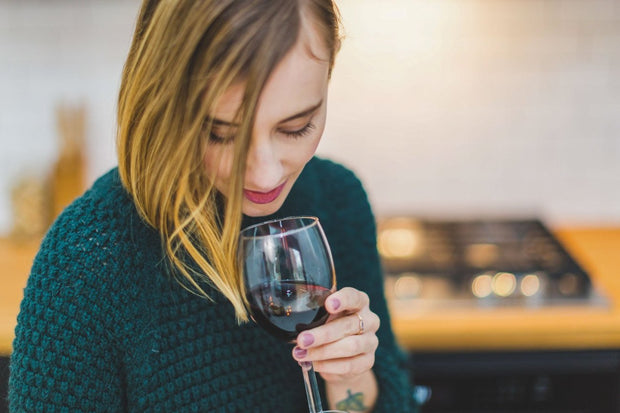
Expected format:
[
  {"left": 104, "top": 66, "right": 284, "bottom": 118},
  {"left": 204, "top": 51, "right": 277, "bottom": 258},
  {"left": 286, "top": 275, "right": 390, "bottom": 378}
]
[{"left": 378, "top": 218, "right": 607, "bottom": 309}]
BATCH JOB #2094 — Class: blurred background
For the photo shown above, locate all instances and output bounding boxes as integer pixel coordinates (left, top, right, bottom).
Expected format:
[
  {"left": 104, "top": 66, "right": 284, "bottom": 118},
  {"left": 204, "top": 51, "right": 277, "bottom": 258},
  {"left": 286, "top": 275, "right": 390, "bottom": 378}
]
[
  {"left": 1, "top": 0, "right": 619, "bottom": 234},
  {"left": 1, "top": 0, "right": 620, "bottom": 412}
]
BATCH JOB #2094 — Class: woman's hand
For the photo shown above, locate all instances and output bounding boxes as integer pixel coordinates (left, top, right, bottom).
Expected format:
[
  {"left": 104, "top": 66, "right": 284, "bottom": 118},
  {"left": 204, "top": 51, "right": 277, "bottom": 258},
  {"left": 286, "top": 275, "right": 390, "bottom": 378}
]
[{"left": 292, "top": 287, "right": 380, "bottom": 383}]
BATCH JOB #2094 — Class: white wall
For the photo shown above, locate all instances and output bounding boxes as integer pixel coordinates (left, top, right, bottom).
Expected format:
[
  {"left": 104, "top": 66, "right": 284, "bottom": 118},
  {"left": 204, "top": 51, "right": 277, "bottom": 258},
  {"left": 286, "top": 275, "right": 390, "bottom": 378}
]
[
  {"left": 1, "top": 0, "right": 619, "bottom": 235},
  {"left": 324, "top": 0, "right": 620, "bottom": 226},
  {"left": 0, "top": 0, "right": 138, "bottom": 234}
]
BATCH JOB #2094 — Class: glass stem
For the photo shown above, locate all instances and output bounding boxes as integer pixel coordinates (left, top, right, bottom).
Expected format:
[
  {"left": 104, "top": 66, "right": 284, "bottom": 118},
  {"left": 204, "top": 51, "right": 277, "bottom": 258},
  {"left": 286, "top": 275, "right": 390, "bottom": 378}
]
[{"left": 301, "top": 361, "right": 323, "bottom": 413}]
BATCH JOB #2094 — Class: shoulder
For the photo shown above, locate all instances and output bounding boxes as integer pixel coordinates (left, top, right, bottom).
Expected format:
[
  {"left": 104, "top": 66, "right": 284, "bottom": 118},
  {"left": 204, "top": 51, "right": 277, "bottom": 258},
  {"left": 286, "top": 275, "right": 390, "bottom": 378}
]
[
  {"left": 29, "top": 168, "right": 159, "bottom": 300},
  {"left": 298, "top": 156, "right": 376, "bottom": 235},
  {"left": 41, "top": 168, "right": 147, "bottom": 258},
  {"left": 49, "top": 167, "right": 155, "bottom": 246},
  {"left": 303, "top": 156, "right": 361, "bottom": 185},
  {"left": 17, "top": 168, "right": 163, "bottom": 344},
  {"left": 68, "top": 167, "right": 134, "bottom": 223},
  {"left": 300, "top": 157, "right": 368, "bottom": 202},
  {"left": 50, "top": 168, "right": 133, "bottom": 234}
]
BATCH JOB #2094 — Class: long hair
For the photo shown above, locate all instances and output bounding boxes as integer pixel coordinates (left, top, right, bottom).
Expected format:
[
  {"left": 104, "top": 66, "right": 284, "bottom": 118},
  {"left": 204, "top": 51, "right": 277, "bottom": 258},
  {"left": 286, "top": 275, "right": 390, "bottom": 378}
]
[{"left": 117, "top": 0, "right": 341, "bottom": 321}]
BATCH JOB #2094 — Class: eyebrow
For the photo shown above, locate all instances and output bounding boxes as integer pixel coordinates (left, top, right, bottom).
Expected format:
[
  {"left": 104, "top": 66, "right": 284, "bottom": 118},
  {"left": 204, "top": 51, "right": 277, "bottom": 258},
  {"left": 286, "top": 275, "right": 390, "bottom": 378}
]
[
  {"left": 210, "top": 100, "right": 323, "bottom": 127},
  {"left": 280, "top": 100, "right": 323, "bottom": 123}
]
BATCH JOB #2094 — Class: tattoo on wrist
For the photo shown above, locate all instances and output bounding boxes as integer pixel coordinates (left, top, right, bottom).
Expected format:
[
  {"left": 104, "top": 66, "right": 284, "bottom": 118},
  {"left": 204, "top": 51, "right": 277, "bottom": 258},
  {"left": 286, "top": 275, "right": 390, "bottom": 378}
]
[{"left": 335, "top": 389, "right": 368, "bottom": 412}]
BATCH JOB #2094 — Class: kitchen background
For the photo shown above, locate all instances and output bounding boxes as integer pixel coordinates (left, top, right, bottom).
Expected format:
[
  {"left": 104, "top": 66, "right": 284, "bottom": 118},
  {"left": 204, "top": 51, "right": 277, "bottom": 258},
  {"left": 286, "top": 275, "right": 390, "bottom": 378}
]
[
  {"left": 1, "top": 0, "right": 619, "bottom": 237},
  {"left": 2, "top": 1, "right": 620, "bottom": 411}
]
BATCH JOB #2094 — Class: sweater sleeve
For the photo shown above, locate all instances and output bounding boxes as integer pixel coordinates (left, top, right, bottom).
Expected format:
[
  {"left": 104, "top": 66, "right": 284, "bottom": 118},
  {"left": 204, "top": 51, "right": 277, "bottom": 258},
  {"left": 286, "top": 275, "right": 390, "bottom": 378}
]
[
  {"left": 9, "top": 207, "right": 125, "bottom": 412},
  {"left": 319, "top": 162, "right": 418, "bottom": 412}
]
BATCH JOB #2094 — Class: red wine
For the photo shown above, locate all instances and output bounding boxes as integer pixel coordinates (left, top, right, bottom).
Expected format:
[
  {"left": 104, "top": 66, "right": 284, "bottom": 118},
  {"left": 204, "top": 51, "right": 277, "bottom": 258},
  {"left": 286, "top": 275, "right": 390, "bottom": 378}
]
[{"left": 247, "top": 281, "right": 332, "bottom": 342}]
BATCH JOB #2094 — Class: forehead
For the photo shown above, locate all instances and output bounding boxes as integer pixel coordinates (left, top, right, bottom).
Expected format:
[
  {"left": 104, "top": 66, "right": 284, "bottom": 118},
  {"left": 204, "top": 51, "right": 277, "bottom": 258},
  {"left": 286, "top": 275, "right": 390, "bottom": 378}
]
[
  {"left": 213, "top": 23, "right": 330, "bottom": 122},
  {"left": 298, "top": 11, "right": 332, "bottom": 64}
]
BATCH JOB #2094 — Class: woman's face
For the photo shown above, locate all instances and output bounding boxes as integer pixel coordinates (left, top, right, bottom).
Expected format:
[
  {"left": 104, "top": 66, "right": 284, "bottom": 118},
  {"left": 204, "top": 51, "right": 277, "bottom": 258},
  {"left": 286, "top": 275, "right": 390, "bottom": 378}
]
[{"left": 204, "top": 26, "right": 330, "bottom": 217}]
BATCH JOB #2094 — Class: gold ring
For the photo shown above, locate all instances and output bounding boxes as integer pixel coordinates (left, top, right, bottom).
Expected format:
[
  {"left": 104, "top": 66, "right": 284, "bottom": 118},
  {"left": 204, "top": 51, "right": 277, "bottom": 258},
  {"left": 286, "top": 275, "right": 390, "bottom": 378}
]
[{"left": 356, "top": 313, "right": 365, "bottom": 335}]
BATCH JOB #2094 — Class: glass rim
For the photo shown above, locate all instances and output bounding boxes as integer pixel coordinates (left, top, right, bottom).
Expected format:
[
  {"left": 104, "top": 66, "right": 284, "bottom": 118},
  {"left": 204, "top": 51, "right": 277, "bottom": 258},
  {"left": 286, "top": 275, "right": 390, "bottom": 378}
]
[{"left": 239, "top": 216, "right": 320, "bottom": 239}]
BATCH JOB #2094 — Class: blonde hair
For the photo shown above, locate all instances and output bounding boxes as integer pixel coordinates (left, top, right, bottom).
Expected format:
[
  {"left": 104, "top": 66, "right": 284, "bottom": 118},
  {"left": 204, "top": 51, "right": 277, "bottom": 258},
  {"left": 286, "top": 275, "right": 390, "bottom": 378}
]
[{"left": 117, "top": 0, "right": 341, "bottom": 321}]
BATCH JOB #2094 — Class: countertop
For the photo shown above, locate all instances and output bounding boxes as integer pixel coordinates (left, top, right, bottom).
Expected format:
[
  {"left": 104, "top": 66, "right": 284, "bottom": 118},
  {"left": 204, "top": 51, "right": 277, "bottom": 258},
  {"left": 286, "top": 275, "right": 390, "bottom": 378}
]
[
  {"left": 390, "top": 227, "right": 620, "bottom": 352},
  {"left": 2, "top": 227, "right": 619, "bottom": 356}
]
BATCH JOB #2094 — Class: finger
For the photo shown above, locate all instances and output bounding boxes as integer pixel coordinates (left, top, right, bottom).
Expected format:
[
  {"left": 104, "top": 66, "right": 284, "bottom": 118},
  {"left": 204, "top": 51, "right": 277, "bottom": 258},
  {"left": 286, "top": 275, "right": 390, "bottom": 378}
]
[
  {"left": 325, "top": 287, "right": 369, "bottom": 314},
  {"left": 296, "top": 311, "right": 380, "bottom": 349},
  {"left": 293, "top": 334, "right": 379, "bottom": 362},
  {"left": 313, "top": 352, "right": 376, "bottom": 378}
]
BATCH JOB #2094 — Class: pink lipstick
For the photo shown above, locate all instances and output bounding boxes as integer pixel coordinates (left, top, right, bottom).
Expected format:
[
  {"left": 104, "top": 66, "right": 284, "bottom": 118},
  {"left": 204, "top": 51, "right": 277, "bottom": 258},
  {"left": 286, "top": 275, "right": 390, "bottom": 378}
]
[{"left": 244, "top": 181, "right": 287, "bottom": 204}]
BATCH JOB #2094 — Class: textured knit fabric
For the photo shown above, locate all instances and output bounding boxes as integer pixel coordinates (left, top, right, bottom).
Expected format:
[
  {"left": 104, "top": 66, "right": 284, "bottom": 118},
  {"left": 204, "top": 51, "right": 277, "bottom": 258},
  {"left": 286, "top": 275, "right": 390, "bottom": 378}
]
[{"left": 9, "top": 157, "right": 416, "bottom": 412}]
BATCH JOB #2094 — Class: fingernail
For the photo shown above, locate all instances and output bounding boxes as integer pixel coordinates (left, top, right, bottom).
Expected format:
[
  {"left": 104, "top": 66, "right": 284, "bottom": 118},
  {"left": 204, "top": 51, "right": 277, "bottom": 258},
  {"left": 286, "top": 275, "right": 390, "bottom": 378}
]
[
  {"left": 301, "top": 333, "right": 314, "bottom": 347},
  {"left": 330, "top": 298, "right": 341, "bottom": 311},
  {"left": 293, "top": 347, "right": 307, "bottom": 359}
]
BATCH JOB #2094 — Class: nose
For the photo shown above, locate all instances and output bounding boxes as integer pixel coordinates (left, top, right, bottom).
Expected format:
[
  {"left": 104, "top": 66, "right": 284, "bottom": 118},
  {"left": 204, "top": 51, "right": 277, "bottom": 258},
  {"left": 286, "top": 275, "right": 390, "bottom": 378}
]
[{"left": 244, "top": 137, "right": 283, "bottom": 191}]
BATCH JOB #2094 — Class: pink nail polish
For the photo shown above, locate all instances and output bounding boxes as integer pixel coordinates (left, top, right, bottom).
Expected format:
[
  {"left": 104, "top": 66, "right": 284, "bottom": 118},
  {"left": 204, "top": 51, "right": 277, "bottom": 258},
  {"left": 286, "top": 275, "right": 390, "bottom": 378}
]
[
  {"left": 301, "top": 333, "right": 314, "bottom": 347},
  {"left": 294, "top": 347, "right": 307, "bottom": 359}
]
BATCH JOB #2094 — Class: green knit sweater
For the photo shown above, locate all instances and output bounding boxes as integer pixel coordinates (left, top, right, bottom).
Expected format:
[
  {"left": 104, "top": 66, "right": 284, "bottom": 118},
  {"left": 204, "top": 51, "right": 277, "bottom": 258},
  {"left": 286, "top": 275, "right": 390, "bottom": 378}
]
[{"left": 10, "top": 157, "right": 416, "bottom": 412}]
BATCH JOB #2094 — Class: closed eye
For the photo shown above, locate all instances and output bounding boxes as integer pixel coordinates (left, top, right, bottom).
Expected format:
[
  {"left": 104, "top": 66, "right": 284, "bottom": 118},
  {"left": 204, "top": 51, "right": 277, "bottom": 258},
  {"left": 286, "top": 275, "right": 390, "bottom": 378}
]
[
  {"left": 281, "top": 122, "right": 316, "bottom": 139},
  {"left": 208, "top": 130, "right": 233, "bottom": 144},
  {"left": 204, "top": 117, "right": 236, "bottom": 144},
  {"left": 206, "top": 119, "right": 316, "bottom": 143}
]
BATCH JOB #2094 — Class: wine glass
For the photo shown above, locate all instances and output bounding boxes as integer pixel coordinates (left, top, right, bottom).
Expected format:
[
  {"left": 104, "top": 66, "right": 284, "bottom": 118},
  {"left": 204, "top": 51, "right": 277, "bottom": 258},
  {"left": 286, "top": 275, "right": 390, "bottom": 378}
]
[{"left": 239, "top": 216, "right": 346, "bottom": 413}]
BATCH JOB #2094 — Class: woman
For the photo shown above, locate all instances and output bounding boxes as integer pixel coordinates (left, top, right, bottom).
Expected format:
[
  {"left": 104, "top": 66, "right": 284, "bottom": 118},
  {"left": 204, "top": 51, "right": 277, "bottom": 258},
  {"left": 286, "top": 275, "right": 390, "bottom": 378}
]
[{"left": 9, "top": 0, "right": 416, "bottom": 411}]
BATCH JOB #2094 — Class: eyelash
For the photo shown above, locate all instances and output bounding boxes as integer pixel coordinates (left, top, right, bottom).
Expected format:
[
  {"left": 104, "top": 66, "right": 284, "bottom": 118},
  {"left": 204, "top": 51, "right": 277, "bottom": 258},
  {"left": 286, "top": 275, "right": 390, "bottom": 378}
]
[
  {"left": 283, "top": 121, "right": 315, "bottom": 139},
  {"left": 208, "top": 131, "right": 231, "bottom": 144},
  {"left": 207, "top": 121, "right": 316, "bottom": 144}
]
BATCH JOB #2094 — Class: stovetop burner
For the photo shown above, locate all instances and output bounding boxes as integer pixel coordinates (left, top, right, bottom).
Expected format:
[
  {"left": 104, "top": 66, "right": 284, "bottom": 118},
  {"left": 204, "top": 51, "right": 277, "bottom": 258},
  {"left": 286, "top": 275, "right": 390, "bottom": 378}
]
[{"left": 378, "top": 218, "right": 606, "bottom": 308}]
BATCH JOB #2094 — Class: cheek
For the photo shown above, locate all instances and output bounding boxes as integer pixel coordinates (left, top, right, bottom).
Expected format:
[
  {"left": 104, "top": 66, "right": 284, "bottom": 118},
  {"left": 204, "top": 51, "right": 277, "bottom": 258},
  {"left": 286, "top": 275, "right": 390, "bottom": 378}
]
[{"left": 283, "top": 135, "right": 321, "bottom": 170}]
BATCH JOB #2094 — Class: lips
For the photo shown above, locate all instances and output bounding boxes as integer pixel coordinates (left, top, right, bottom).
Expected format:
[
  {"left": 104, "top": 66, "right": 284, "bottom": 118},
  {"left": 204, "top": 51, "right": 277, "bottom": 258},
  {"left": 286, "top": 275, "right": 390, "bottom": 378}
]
[{"left": 244, "top": 181, "right": 287, "bottom": 204}]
